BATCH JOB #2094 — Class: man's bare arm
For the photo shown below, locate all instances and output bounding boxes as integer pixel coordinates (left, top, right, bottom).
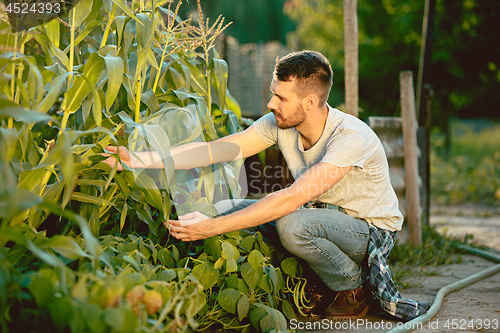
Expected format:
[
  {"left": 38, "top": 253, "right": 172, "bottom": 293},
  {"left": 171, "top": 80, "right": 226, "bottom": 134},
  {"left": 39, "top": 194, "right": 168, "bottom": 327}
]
[
  {"left": 103, "top": 126, "right": 271, "bottom": 170},
  {"left": 169, "top": 162, "right": 353, "bottom": 241}
]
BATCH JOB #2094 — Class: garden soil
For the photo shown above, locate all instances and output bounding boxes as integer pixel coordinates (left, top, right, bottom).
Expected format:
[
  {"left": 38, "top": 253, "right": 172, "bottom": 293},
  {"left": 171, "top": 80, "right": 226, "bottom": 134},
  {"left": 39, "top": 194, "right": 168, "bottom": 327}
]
[{"left": 293, "top": 204, "right": 500, "bottom": 332}]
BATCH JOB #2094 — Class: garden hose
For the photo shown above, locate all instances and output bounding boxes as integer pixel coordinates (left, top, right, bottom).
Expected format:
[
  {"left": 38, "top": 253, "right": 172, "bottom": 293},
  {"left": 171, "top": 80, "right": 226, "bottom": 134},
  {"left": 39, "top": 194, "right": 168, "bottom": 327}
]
[{"left": 387, "top": 245, "right": 500, "bottom": 333}]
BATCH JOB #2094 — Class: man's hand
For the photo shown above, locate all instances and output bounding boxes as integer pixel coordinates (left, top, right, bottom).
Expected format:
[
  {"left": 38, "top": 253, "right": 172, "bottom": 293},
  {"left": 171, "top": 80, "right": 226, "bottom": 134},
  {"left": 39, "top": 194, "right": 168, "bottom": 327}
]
[
  {"left": 167, "top": 212, "right": 217, "bottom": 241},
  {"left": 102, "top": 146, "right": 136, "bottom": 171}
]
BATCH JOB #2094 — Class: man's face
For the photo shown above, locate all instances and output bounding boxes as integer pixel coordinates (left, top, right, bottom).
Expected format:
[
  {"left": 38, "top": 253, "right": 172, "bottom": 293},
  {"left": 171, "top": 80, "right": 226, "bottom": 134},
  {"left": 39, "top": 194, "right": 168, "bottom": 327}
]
[{"left": 267, "top": 79, "right": 306, "bottom": 130}]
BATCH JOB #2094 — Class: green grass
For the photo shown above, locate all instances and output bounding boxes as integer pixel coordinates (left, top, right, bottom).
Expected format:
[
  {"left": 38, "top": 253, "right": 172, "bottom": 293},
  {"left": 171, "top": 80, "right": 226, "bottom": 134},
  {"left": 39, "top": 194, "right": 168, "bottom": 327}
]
[
  {"left": 389, "top": 225, "right": 471, "bottom": 289},
  {"left": 430, "top": 120, "right": 500, "bottom": 207}
]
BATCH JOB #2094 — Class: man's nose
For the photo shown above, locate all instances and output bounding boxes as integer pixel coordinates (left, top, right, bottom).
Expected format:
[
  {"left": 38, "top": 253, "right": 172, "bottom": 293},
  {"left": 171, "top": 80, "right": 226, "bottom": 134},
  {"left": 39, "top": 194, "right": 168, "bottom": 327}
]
[{"left": 267, "top": 96, "right": 277, "bottom": 110}]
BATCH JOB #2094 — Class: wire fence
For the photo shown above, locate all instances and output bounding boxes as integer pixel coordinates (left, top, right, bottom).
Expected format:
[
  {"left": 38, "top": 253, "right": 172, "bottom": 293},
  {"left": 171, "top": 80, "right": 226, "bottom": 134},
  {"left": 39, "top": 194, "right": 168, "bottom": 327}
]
[{"left": 216, "top": 34, "right": 293, "bottom": 119}]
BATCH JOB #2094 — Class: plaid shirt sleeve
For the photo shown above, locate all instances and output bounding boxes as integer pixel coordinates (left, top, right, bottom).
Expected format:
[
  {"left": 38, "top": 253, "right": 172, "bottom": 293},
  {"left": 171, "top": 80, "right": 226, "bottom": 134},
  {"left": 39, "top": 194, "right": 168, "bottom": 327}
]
[{"left": 364, "top": 224, "right": 431, "bottom": 322}]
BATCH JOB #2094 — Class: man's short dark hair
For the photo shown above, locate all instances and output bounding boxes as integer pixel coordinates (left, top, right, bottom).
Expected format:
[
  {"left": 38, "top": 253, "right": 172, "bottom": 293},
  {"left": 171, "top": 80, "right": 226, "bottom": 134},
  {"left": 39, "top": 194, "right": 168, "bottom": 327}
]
[{"left": 274, "top": 51, "right": 333, "bottom": 105}]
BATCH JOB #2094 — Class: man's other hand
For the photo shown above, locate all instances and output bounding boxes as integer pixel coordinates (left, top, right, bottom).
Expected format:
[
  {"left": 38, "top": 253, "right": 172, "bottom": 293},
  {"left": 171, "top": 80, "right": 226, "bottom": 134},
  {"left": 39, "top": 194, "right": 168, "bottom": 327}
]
[
  {"left": 101, "top": 146, "right": 135, "bottom": 171},
  {"left": 167, "top": 212, "right": 216, "bottom": 241}
]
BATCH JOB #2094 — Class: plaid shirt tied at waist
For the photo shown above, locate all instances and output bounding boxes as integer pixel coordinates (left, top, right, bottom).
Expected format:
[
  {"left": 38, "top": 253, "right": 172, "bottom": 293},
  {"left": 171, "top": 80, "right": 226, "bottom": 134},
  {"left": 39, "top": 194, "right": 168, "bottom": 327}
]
[{"left": 303, "top": 201, "right": 430, "bottom": 321}]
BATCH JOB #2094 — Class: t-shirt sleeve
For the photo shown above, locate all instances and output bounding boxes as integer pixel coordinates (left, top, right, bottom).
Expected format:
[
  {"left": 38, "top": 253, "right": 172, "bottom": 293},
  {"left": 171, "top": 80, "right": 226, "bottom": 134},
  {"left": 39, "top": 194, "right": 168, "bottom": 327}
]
[
  {"left": 321, "top": 130, "right": 377, "bottom": 169},
  {"left": 251, "top": 112, "right": 278, "bottom": 145}
]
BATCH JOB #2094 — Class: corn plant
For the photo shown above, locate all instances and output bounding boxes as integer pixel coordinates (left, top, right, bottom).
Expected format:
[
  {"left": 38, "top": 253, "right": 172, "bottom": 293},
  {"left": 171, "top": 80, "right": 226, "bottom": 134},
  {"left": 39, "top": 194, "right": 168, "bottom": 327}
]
[{"left": 0, "top": 0, "right": 307, "bottom": 331}]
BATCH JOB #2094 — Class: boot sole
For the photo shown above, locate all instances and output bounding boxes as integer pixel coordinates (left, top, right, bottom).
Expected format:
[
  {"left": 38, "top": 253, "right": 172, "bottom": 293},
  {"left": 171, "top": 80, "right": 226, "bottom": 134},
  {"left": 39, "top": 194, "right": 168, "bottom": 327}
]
[{"left": 324, "top": 304, "right": 369, "bottom": 321}]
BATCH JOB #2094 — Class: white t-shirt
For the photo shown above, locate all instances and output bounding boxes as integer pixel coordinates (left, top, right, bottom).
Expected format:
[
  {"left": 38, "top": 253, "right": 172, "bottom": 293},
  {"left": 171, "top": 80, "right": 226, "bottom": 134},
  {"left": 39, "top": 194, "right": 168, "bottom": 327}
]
[{"left": 252, "top": 105, "right": 403, "bottom": 231}]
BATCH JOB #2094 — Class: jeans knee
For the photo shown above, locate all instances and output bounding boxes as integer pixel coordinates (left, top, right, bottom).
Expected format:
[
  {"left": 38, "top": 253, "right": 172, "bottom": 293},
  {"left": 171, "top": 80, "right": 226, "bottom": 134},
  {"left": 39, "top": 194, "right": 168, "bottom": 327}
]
[{"left": 276, "top": 214, "right": 307, "bottom": 253}]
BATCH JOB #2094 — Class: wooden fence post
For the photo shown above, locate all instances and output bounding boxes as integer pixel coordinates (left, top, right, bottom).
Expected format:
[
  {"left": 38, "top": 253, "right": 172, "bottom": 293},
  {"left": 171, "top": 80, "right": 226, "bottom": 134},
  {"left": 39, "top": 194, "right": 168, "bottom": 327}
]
[
  {"left": 344, "top": 0, "right": 358, "bottom": 117},
  {"left": 400, "top": 71, "right": 422, "bottom": 246}
]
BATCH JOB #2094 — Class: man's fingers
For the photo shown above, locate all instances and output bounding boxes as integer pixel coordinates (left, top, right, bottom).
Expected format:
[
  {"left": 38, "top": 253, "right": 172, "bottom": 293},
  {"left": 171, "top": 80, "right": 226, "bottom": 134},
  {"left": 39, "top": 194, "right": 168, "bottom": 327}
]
[{"left": 178, "top": 213, "right": 195, "bottom": 220}]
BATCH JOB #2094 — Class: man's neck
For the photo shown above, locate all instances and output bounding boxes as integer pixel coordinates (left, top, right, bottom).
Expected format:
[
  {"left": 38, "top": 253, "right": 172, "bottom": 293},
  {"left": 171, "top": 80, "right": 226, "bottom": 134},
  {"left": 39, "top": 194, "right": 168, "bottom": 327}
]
[{"left": 296, "top": 105, "right": 329, "bottom": 150}]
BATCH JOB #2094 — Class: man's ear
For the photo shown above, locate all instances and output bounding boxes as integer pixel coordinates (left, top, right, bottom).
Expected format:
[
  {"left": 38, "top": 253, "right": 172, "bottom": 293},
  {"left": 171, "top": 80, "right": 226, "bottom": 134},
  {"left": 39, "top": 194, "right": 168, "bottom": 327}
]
[{"left": 305, "top": 93, "right": 320, "bottom": 110}]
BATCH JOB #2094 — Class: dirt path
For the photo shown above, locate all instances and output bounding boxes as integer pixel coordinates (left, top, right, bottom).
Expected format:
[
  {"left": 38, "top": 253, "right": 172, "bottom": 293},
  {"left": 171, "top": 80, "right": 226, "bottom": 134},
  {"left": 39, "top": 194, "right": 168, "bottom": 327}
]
[
  {"left": 292, "top": 204, "right": 500, "bottom": 332},
  {"left": 430, "top": 204, "right": 500, "bottom": 251}
]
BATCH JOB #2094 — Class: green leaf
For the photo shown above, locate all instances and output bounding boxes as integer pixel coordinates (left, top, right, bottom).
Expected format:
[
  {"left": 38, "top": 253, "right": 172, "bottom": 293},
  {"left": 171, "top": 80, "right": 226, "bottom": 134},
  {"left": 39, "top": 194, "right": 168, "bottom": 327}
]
[
  {"left": 157, "top": 248, "right": 175, "bottom": 268},
  {"left": 281, "top": 299, "right": 296, "bottom": 320},
  {"left": 45, "top": 18, "right": 60, "bottom": 49},
  {"left": 135, "top": 13, "right": 152, "bottom": 49},
  {"left": 39, "top": 235, "right": 91, "bottom": 260},
  {"left": 103, "top": 55, "right": 124, "bottom": 111},
  {"left": 249, "top": 307, "right": 267, "bottom": 331},
  {"left": 248, "top": 249, "right": 264, "bottom": 272},
  {"left": 61, "top": 53, "right": 105, "bottom": 114},
  {"left": 71, "top": 192, "right": 116, "bottom": 207},
  {"left": 225, "top": 258, "right": 237, "bottom": 273},
  {"left": 111, "top": 0, "right": 144, "bottom": 26},
  {"left": 0, "top": 106, "right": 57, "bottom": 124},
  {"left": 281, "top": 257, "right": 299, "bottom": 277},
  {"left": 184, "top": 60, "right": 207, "bottom": 95},
  {"left": 212, "top": 58, "right": 228, "bottom": 109},
  {"left": 192, "top": 262, "right": 219, "bottom": 289},
  {"left": 26, "top": 239, "right": 65, "bottom": 269},
  {"left": 155, "top": 269, "right": 176, "bottom": 282},
  {"left": 241, "top": 262, "right": 260, "bottom": 290},
  {"left": 217, "top": 288, "right": 241, "bottom": 314},
  {"left": 240, "top": 235, "right": 255, "bottom": 253},
  {"left": 28, "top": 274, "right": 54, "bottom": 306},
  {"left": 237, "top": 294, "right": 250, "bottom": 321},
  {"left": 73, "top": 21, "right": 103, "bottom": 47},
  {"left": 51, "top": 44, "right": 69, "bottom": 68},
  {"left": 260, "top": 314, "right": 278, "bottom": 333},
  {"left": 130, "top": 171, "right": 164, "bottom": 211},
  {"left": 72, "top": 0, "right": 93, "bottom": 27},
  {"left": 237, "top": 278, "right": 249, "bottom": 294},
  {"left": 104, "top": 308, "right": 124, "bottom": 331},
  {"left": 18, "top": 168, "right": 45, "bottom": 191},
  {"left": 213, "top": 257, "right": 224, "bottom": 270},
  {"left": 114, "top": 173, "right": 129, "bottom": 200},
  {"left": 37, "top": 72, "right": 72, "bottom": 114},
  {"left": 268, "top": 265, "right": 278, "bottom": 294},
  {"left": 258, "top": 275, "right": 272, "bottom": 293},
  {"left": 48, "top": 297, "right": 74, "bottom": 332},
  {"left": 141, "top": 88, "right": 160, "bottom": 113},
  {"left": 254, "top": 303, "right": 287, "bottom": 332},
  {"left": 119, "top": 203, "right": 128, "bottom": 233},
  {"left": 136, "top": 209, "right": 158, "bottom": 237},
  {"left": 81, "top": 303, "right": 106, "bottom": 333},
  {"left": 221, "top": 241, "right": 234, "bottom": 260}
]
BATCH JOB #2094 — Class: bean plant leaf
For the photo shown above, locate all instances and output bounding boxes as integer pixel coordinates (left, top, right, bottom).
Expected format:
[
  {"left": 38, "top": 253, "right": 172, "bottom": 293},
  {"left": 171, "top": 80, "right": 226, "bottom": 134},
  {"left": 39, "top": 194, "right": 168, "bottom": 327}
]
[
  {"left": 281, "top": 257, "right": 299, "bottom": 277},
  {"left": 221, "top": 241, "right": 234, "bottom": 260},
  {"left": 248, "top": 249, "right": 264, "bottom": 272},
  {"left": 48, "top": 297, "right": 74, "bottom": 332},
  {"left": 28, "top": 274, "right": 54, "bottom": 306},
  {"left": 281, "top": 299, "right": 296, "bottom": 320},
  {"left": 217, "top": 288, "right": 240, "bottom": 314},
  {"left": 191, "top": 262, "right": 218, "bottom": 289},
  {"left": 254, "top": 303, "right": 288, "bottom": 333},
  {"left": 237, "top": 294, "right": 250, "bottom": 322},
  {"left": 249, "top": 307, "right": 267, "bottom": 331},
  {"left": 157, "top": 248, "right": 175, "bottom": 268},
  {"left": 241, "top": 262, "right": 260, "bottom": 290},
  {"left": 225, "top": 258, "right": 237, "bottom": 273}
]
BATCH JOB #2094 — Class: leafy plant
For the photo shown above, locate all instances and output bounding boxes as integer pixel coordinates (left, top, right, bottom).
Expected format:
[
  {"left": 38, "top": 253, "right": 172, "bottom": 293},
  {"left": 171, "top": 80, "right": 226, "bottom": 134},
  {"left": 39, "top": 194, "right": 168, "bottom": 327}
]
[
  {"left": 0, "top": 0, "right": 311, "bottom": 332},
  {"left": 388, "top": 225, "right": 470, "bottom": 289},
  {"left": 430, "top": 121, "right": 500, "bottom": 207}
]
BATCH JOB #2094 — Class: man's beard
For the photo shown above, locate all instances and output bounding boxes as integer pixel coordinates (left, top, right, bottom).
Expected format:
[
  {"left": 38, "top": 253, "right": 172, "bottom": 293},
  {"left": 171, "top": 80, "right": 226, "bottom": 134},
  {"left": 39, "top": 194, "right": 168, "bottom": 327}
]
[{"left": 274, "top": 103, "right": 306, "bottom": 129}]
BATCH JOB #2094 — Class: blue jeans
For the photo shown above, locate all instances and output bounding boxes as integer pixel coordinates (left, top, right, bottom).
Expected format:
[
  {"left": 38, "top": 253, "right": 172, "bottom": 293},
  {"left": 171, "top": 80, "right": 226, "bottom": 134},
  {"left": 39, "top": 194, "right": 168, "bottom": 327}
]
[{"left": 216, "top": 199, "right": 370, "bottom": 291}]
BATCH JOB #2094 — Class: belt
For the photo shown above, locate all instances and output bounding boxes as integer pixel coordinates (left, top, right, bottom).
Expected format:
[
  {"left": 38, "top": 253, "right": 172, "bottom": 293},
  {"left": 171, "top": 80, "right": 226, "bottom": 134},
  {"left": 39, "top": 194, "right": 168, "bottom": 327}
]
[{"left": 302, "top": 201, "right": 345, "bottom": 214}]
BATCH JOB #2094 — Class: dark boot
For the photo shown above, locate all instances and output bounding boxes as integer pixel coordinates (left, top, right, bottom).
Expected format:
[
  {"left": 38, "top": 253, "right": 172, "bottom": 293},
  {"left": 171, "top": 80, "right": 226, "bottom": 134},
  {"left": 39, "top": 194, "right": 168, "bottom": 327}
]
[
  {"left": 323, "top": 287, "right": 369, "bottom": 320},
  {"left": 299, "top": 283, "right": 338, "bottom": 315}
]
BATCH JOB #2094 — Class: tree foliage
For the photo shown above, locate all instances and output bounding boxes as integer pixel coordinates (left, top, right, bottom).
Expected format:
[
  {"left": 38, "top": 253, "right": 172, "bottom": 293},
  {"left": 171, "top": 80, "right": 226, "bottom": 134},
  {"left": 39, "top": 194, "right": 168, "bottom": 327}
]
[{"left": 285, "top": 0, "right": 500, "bottom": 121}]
